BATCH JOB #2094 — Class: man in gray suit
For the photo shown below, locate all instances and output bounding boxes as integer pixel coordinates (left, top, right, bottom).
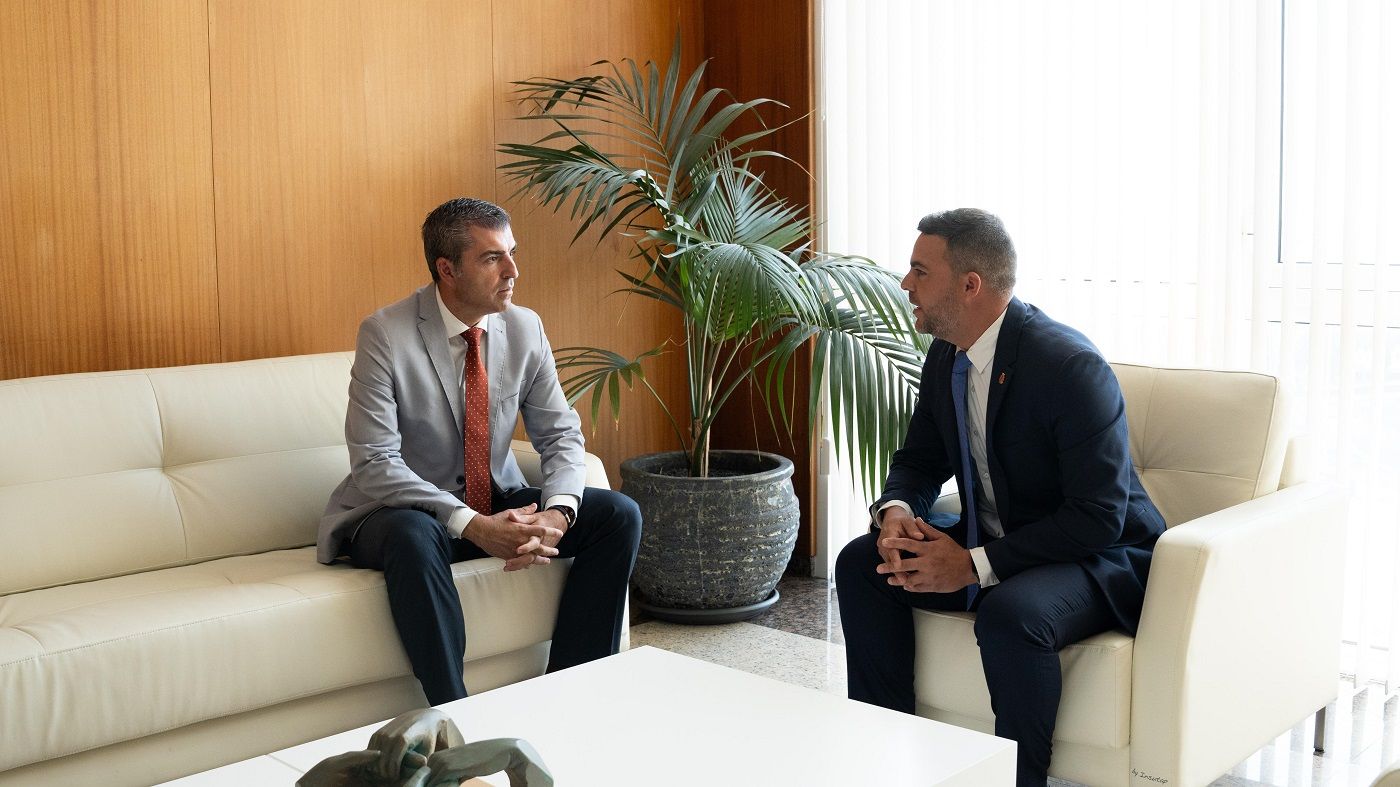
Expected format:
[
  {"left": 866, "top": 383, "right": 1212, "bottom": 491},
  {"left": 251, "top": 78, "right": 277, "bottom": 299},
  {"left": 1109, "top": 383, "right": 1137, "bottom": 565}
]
[{"left": 320, "top": 197, "right": 642, "bottom": 706}]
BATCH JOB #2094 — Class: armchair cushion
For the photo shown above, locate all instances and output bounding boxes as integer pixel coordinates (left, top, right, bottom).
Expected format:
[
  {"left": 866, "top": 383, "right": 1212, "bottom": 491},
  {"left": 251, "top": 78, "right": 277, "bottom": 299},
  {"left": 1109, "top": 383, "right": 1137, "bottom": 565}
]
[
  {"left": 1112, "top": 364, "right": 1287, "bottom": 526},
  {"left": 913, "top": 610, "right": 1133, "bottom": 750}
]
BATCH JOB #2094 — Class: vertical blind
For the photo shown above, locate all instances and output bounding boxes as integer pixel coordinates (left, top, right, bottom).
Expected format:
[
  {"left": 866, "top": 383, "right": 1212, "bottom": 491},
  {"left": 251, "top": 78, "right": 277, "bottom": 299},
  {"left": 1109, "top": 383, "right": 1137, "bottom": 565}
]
[{"left": 818, "top": 0, "right": 1400, "bottom": 688}]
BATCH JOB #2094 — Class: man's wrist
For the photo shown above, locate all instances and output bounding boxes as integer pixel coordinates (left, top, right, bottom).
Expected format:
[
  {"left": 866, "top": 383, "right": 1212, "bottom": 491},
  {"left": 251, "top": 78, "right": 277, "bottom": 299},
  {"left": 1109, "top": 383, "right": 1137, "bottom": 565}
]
[
  {"left": 448, "top": 507, "right": 478, "bottom": 540},
  {"left": 876, "top": 500, "right": 913, "bottom": 528},
  {"left": 460, "top": 511, "right": 489, "bottom": 543},
  {"left": 546, "top": 503, "right": 576, "bottom": 529}
]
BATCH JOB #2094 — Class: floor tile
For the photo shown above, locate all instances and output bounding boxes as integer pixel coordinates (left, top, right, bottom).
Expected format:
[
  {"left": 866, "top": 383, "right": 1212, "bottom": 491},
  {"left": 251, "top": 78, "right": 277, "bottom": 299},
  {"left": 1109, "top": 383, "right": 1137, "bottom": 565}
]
[{"left": 629, "top": 620, "right": 847, "bottom": 696}]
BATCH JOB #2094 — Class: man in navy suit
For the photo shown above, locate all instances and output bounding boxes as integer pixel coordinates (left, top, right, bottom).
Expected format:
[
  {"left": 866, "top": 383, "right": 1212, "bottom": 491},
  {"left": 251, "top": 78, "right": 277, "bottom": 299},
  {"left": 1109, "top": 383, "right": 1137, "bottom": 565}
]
[{"left": 835, "top": 209, "right": 1165, "bottom": 786}]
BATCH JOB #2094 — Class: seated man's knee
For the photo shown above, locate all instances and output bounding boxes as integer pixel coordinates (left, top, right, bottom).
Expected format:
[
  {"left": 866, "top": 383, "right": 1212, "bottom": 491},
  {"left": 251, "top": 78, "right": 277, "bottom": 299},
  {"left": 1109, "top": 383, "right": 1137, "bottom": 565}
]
[
  {"left": 973, "top": 587, "right": 1053, "bottom": 650},
  {"left": 380, "top": 509, "right": 451, "bottom": 560},
  {"left": 614, "top": 492, "right": 642, "bottom": 547},
  {"left": 586, "top": 489, "right": 643, "bottom": 545},
  {"left": 834, "top": 533, "right": 881, "bottom": 588}
]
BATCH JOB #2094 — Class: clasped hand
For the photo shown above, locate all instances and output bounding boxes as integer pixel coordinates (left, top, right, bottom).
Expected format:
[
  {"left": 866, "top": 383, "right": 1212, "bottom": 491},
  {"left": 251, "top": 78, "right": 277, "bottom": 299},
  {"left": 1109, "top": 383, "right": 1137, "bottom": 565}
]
[
  {"left": 876, "top": 510, "right": 978, "bottom": 593},
  {"left": 464, "top": 503, "right": 568, "bottom": 572}
]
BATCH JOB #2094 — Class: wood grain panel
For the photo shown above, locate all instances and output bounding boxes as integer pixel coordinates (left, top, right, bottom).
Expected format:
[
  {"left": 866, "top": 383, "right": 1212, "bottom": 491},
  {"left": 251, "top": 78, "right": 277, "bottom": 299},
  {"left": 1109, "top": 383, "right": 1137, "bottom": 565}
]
[
  {"left": 208, "top": 0, "right": 499, "bottom": 362},
  {"left": 2, "top": 0, "right": 715, "bottom": 492},
  {"left": 703, "top": 0, "right": 818, "bottom": 560},
  {"left": 0, "top": 0, "right": 218, "bottom": 379},
  {"left": 492, "top": 0, "right": 703, "bottom": 477}
]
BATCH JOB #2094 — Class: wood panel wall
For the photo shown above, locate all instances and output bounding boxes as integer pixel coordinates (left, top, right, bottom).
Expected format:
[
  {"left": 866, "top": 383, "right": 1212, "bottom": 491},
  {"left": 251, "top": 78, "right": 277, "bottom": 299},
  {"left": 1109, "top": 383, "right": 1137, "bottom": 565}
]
[
  {"left": 0, "top": 0, "right": 220, "bottom": 378},
  {"left": 0, "top": 0, "right": 704, "bottom": 478},
  {"left": 703, "top": 0, "right": 818, "bottom": 562}
]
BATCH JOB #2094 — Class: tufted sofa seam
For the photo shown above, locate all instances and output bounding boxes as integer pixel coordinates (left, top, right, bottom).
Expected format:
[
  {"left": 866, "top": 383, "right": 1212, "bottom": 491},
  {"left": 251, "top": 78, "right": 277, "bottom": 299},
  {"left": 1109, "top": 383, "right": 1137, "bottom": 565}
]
[
  {"left": 144, "top": 375, "right": 192, "bottom": 562},
  {"left": 1250, "top": 383, "right": 1282, "bottom": 497},
  {"left": 0, "top": 577, "right": 233, "bottom": 628},
  {"left": 0, "top": 465, "right": 169, "bottom": 492},
  {"left": 0, "top": 440, "right": 342, "bottom": 494},
  {"left": 0, "top": 625, "right": 43, "bottom": 650},
  {"left": 1139, "top": 467, "right": 1258, "bottom": 483},
  {"left": 162, "top": 443, "right": 349, "bottom": 472},
  {"left": 1, "top": 582, "right": 388, "bottom": 666},
  {"left": 1137, "top": 367, "right": 1157, "bottom": 469},
  {"left": 5, "top": 544, "right": 321, "bottom": 596}
]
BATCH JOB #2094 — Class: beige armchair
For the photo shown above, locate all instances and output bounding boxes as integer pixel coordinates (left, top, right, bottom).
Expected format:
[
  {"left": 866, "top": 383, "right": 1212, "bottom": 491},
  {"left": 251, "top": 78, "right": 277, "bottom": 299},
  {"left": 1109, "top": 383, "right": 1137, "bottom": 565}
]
[
  {"left": 912, "top": 363, "right": 1347, "bottom": 786},
  {"left": 1374, "top": 763, "right": 1400, "bottom": 787}
]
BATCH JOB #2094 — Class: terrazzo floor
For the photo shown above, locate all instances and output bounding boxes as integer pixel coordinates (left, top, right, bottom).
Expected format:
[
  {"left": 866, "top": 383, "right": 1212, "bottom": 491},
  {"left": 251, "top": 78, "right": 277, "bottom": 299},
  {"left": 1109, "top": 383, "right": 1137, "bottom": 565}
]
[{"left": 628, "top": 576, "right": 1398, "bottom": 787}]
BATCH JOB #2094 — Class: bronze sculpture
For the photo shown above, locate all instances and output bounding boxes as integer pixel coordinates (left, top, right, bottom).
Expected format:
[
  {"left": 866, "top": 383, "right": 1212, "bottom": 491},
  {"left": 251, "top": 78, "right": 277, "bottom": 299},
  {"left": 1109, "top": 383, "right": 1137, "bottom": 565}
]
[{"left": 297, "top": 708, "right": 553, "bottom": 787}]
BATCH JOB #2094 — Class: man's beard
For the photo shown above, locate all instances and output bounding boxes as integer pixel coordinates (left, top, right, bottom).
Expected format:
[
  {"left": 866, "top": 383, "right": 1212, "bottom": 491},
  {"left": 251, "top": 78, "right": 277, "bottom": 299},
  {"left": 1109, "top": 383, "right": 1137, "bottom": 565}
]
[{"left": 916, "top": 292, "right": 961, "bottom": 339}]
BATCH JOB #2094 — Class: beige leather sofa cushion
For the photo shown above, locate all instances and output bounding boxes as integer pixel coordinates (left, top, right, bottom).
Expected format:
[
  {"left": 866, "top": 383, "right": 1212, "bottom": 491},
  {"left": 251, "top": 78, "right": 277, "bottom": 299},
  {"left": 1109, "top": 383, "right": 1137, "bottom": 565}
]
[
  {"left": 913, "top": 609, "right": 1134, "bottom": 749},
  {"left": 0, "top": 548, "right": 567, "bottom": 773},
  {"left": 0, "top": 354, "right": 353, "bottom": 596}
]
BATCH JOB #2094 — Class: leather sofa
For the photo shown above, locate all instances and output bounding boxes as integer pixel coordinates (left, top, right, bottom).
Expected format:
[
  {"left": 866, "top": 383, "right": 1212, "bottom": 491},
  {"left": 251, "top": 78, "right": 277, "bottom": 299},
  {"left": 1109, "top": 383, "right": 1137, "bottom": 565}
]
[
  {"left": 0, "top": 352, "right": 610, "bottom": 785},
  {"left": 913, "top": 363, "right": 1347, "bottom": 786}
]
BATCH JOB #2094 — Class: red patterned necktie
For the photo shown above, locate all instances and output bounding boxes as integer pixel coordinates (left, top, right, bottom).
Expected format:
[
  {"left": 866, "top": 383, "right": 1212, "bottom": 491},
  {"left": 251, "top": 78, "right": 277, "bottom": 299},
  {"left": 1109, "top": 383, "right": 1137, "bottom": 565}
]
[{"left": 462, "top": 327, "right": 492, "bottom": 515}]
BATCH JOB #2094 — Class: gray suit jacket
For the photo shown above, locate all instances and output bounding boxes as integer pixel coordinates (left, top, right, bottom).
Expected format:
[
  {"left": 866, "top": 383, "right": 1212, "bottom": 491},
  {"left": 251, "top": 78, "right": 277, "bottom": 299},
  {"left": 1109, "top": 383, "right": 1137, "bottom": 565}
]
[{"left": 317, "top": 284, "right": 587, "bottom": 563}]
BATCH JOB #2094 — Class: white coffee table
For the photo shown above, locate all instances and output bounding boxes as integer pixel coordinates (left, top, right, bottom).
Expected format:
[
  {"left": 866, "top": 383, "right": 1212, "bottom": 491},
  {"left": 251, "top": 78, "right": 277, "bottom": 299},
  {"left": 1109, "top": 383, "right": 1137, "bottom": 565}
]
[{"left": 166, "top": 645, "right": 1014, "bottom": 785}]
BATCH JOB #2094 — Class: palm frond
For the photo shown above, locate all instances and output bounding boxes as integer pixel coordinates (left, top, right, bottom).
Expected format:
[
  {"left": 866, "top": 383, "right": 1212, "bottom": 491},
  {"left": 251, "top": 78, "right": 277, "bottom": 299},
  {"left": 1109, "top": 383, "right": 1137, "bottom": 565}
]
[
  {"left": 502, "top": 35, "right": 929, "bottom": 486},
  {"left": 554, "top": 345, "right": 686, "bottom": 449}
]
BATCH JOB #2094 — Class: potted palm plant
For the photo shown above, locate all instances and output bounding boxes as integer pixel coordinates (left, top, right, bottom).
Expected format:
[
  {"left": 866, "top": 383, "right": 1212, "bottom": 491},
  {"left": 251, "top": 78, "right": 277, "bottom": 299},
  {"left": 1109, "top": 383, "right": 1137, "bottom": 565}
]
[{"left": 500, "top": 41, "right": 928, "bottom": 622}]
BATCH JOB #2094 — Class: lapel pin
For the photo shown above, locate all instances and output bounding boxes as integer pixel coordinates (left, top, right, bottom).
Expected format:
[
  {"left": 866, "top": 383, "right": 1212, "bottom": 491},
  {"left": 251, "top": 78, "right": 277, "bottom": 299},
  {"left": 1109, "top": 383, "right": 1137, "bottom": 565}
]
[{"left": 998, "top": 372, "right": 1006, "bottom": 385}]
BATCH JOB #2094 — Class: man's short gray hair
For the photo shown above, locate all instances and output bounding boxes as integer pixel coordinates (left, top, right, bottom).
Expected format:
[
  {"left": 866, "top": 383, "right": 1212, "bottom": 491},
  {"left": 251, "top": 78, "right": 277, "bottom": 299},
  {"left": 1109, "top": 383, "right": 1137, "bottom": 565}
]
[
  {"left": 422, "top": 198, "right": 511, "bottom": 281},
  {"left": 916, "top": 208, "right": 1017, "bottom": 293}
]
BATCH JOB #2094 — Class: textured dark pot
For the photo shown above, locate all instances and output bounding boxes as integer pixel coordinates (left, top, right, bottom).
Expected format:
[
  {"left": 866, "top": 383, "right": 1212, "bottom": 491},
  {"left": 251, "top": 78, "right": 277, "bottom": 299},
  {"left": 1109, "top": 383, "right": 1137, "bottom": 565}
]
[{"left": 621, "top": 450, "right": 799, "bottom": 622}]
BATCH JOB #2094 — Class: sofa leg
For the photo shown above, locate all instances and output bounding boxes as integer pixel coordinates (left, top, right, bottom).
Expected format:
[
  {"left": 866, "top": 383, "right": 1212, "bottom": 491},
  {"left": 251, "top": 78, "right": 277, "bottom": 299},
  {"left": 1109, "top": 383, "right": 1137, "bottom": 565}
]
[{"left": 1313, "top": 705, "right": 1328, "bottom": 754}]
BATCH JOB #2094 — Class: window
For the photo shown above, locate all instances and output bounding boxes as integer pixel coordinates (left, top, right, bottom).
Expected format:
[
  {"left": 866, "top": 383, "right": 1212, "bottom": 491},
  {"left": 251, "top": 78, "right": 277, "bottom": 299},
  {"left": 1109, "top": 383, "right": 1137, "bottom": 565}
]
[{"left": 819, "top": 0, "right": 1400, "bottom": 688}]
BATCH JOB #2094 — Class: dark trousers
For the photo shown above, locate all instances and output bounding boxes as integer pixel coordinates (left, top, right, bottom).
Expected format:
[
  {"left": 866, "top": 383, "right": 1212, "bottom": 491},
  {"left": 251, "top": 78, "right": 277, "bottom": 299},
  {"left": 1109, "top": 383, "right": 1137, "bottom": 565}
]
[
  {"left": 834, "top": 532, "right": 1117, "bottom": 787},
  {"left": 346, "top": 486, "right": 641, "bottom": 706}
]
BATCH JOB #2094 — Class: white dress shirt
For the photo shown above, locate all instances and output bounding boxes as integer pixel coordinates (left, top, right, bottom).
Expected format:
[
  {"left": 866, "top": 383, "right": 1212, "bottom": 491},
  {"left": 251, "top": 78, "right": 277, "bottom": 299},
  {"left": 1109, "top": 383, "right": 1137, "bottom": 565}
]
[
  {"left": 436, "top": 288, "right": 578, "bottom": 538},
  {"left": 880, "top": 307, "right": 1009, "bottom": 588}
]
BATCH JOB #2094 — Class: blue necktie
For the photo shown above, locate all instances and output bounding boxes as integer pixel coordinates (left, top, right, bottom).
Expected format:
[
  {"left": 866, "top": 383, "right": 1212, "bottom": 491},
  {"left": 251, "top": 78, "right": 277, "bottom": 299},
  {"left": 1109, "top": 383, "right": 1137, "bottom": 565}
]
[{"left": 951, "top": 351, "right": 979, "bottom": 604}]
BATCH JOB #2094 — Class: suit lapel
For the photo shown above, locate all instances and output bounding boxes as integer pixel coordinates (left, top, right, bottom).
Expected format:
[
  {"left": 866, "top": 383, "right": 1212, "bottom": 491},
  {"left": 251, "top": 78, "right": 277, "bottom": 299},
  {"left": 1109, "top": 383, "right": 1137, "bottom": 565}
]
[
  {"left": 487, "top": 310, "right": 508, "bottom": 440},
  {"left": 417, "top": 285, "right": 463, "bottom": 434},
  {"left": 985, "top": 297, "right": 1025, "bottom": 439},
  {"left": 984, "top": 298, "right": 1026, "bottom": 519}
]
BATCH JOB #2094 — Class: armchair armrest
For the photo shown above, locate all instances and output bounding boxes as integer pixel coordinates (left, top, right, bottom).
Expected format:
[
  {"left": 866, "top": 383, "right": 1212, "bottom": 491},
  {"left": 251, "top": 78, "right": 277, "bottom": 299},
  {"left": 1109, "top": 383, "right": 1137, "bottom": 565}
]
[
  {"left": 509, "top": 439, "right": 610, "bottom": 489},
  {"left": 1128, "top": 480, "right": 1346, "bottom": 786},
  {"left": 933, "top": 492, "right": 960, "bottom": 516}
]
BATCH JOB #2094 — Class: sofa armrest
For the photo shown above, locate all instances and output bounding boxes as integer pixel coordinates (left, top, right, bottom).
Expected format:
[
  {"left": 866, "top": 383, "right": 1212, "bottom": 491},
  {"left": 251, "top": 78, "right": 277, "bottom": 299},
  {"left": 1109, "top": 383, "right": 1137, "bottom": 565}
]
[
  {"left": 510, "top": 439, "right": 611, "bottom": 490},
  {"left": 1128, "top": 480, "right": 1346, "bottom": 786}
]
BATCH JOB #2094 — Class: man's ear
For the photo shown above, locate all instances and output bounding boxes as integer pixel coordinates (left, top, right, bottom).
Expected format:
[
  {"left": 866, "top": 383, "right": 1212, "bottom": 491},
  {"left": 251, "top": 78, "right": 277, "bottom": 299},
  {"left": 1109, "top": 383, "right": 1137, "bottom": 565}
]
[
  {"left": 963, "top": 271, "right": 984, "bottom": 297},
  {"left": 435, "top": 256, "right": 456, "bottom": 280}
]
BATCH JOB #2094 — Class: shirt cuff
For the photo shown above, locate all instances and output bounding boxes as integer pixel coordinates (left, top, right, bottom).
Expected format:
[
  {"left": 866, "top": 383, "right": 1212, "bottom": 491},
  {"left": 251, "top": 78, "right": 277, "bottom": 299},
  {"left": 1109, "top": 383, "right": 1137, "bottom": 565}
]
[
  {"left": 875, "top": 500, "right": 913, "bottom": 528},
  {"left": 446, "top": 506, "right": 477, "bottom": 539},
  {"left": 970, "top": 546, "right": 999, "bottom": 587}
]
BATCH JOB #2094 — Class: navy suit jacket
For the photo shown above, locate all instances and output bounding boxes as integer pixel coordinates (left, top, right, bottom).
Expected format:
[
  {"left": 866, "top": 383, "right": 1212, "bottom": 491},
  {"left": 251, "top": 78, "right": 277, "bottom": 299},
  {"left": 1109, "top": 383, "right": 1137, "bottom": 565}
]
[{"left": 875, "top": 298, "right": 1165, "bottom": 634}]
